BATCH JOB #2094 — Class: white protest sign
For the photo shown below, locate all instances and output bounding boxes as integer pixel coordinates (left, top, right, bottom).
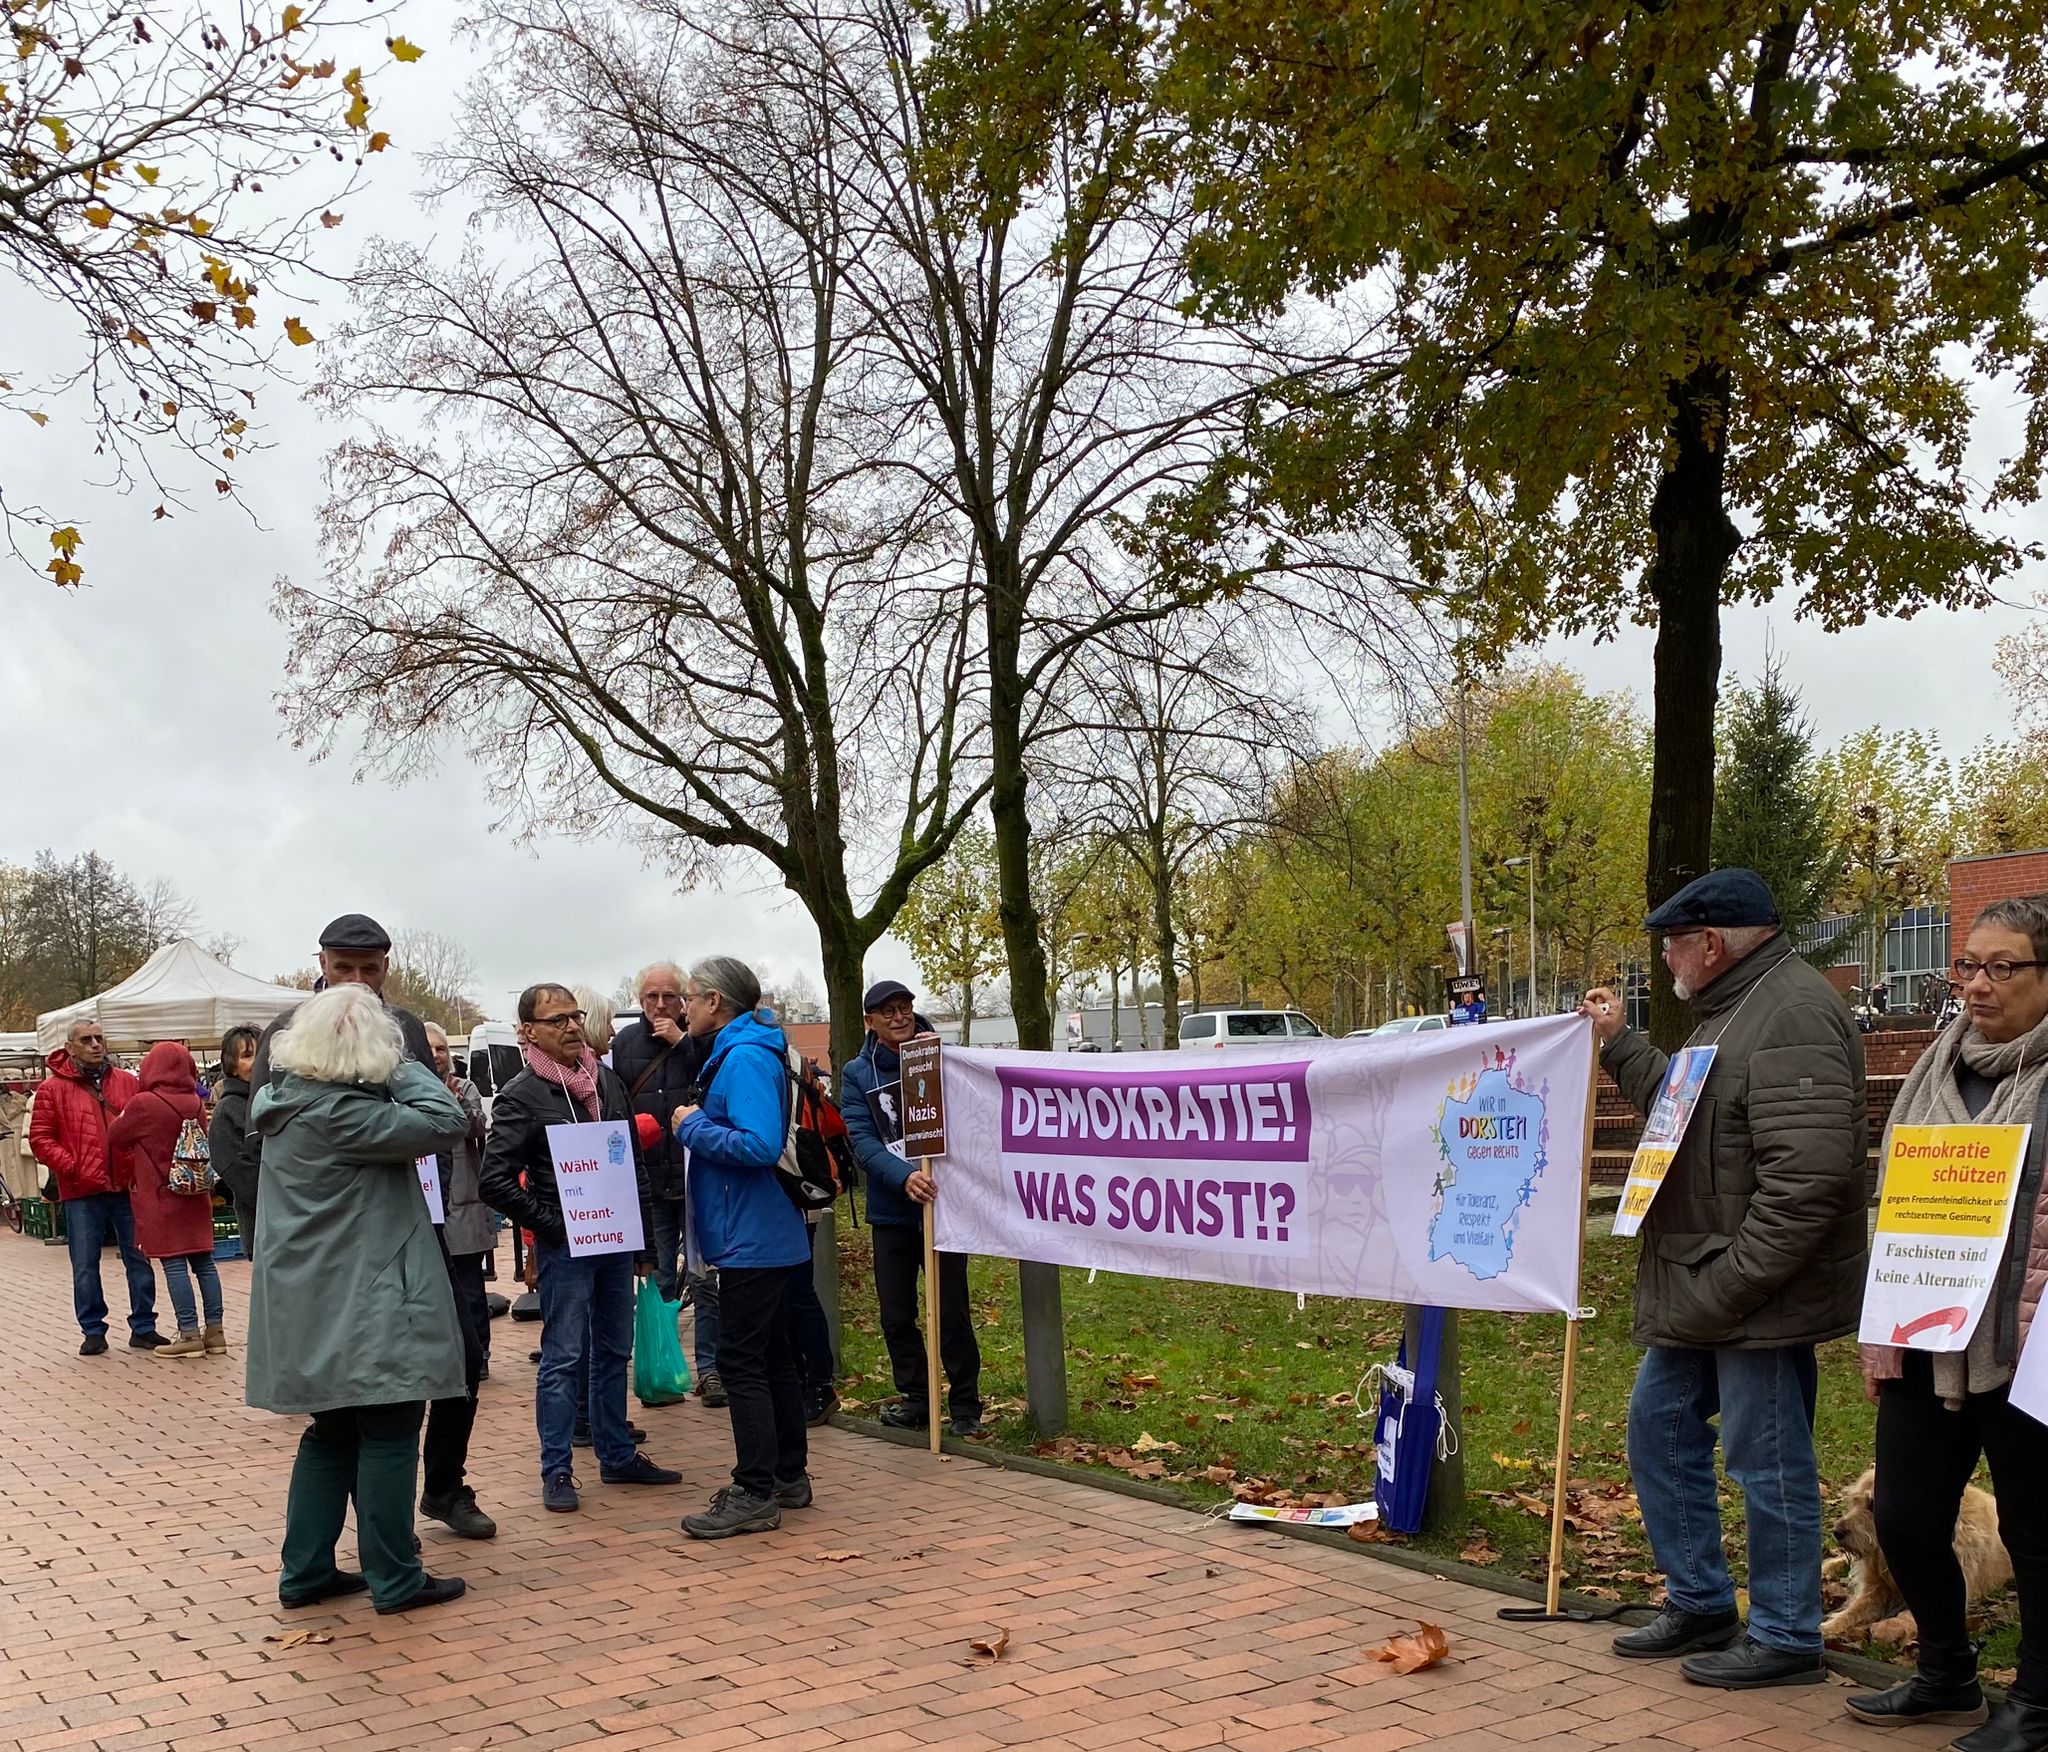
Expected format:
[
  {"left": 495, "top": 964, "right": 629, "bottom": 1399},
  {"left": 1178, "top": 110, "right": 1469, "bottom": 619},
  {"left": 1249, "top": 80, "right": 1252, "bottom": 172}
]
[
  {"left": 415, "top": 1154, "right": 445, "bottom": 1225},
  {"left": 2010, "top": 1302, "right": 2048, "bottom": 1427},
  {"left": 1858, "top": 1124, "right": 2031, "bottom": 1350},
  {"left": 931, "top": 1017, "right": 1595, "bottom": 1315},
  {"left": 546, "top": 1119, "right": 644, "bottom": 1256},
  {"left": 1611, "top": 1045, "right": 1718, "bottom": 1238}
]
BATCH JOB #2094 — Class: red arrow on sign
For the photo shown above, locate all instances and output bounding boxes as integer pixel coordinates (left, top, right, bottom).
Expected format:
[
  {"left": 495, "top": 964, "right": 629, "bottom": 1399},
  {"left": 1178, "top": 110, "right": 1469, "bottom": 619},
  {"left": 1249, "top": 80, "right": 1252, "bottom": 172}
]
[{"left": 1892, "top": 1306, "right": 1971, "bottom": 1344}]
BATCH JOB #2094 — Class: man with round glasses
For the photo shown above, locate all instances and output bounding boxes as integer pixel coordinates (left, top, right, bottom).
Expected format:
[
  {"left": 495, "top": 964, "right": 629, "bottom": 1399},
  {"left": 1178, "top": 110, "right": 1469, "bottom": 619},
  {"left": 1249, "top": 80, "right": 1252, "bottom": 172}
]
[{"left": 1579, "top": 868, "right": 1867, "bottom": 1691}]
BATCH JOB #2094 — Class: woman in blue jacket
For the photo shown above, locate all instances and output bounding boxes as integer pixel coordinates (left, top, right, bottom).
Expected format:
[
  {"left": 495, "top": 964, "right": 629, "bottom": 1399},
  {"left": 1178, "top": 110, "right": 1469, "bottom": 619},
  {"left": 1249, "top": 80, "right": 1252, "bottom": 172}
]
[{"left": 671, "top": 956, "right": 810, "bottom": 1538}]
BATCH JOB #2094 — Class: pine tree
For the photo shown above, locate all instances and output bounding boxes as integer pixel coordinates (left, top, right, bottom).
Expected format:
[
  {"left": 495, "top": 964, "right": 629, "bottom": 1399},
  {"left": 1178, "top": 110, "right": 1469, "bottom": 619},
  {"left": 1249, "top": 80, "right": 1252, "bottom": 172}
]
[{"left": 1712, "top": 662, "right": 1847, "bottom": 959}]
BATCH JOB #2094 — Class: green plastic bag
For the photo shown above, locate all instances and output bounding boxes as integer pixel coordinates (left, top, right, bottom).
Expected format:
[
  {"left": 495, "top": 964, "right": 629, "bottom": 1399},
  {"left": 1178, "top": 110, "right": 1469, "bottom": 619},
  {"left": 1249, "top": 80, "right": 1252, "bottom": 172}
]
[{"left": 632, "top": 1277, "right": 693, "bottom": 1407}]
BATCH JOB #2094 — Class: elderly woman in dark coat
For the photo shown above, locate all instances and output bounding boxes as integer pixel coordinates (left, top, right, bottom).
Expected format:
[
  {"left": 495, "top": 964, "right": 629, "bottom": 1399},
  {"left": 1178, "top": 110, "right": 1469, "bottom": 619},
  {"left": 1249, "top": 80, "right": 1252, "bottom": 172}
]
[{"left": 247, "top": 984, "right": 470, "bottom": 1614}]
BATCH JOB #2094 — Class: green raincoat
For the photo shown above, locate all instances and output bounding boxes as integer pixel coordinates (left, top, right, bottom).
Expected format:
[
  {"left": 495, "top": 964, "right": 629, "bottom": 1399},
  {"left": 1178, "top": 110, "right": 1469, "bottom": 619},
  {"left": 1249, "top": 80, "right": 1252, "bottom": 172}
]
[{"left": 246, "top": 1060, "right": 469, "bottom": 1414}]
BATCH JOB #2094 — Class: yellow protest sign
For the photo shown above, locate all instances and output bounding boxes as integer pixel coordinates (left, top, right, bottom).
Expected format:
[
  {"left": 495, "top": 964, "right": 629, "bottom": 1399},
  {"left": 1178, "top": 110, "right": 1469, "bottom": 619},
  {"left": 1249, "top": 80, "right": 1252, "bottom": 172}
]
[{"left": 1859, "top": 1125, "right": 2031, "bottom": 1349}]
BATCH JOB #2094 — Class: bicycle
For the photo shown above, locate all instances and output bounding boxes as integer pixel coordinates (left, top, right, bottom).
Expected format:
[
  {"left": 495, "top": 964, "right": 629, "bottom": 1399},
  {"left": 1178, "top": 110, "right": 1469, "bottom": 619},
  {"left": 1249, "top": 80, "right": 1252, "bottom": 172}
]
[{"left": 0, "top": 1132, "right": 22, "bottom": 1233}]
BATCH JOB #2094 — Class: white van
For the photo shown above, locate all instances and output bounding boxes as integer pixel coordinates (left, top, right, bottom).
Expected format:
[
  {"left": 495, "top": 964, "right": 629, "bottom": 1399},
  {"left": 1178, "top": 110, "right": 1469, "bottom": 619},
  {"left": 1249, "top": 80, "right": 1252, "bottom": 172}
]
[
  {"left": 1176, "top": 1009, "right": 1324, "bottom": 1049},
  {"left": 465, "top": 1020, "right": 524, "bottom": 1104}
]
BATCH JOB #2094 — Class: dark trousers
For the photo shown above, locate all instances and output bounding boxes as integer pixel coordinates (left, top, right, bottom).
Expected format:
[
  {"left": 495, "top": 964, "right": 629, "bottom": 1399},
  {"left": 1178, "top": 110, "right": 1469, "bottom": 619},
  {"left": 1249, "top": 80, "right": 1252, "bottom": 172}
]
[
  {"left": 280, "top": 1401, "right": 426, "bottom": 1611},
  {"left": 650, "top": 1194, "right": 721, "bottom": 1378},
  {"left": 871, "top": 1224, "right": 981, "bottom": 1420},
  {"left": 717, "top": 1263, "right": 808, "bottom": 1498},
  {"left": 1876, "top": 1351, "right": 2048, "bottom": 1696},
  {"left": 233, "top": 1193, "right": 257, "bottom": 1261},
  {"left": 422, "top": 1252, "right": 489, "bottom": 1501},
  {"left": 63, "top": 1191, "right": 156, "bottom": 1339}
]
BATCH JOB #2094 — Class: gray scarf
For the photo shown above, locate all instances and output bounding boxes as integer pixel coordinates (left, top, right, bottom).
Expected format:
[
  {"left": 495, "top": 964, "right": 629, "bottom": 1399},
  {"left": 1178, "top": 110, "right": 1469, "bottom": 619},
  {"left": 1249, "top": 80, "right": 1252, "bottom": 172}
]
[{"left": 1876, "top": 1009, "right": 2048, "bottom": 1404}]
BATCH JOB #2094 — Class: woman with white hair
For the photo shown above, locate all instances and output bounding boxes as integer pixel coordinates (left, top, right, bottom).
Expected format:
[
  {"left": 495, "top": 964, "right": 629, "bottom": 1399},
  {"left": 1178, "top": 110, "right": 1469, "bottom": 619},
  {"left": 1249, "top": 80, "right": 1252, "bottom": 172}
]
[{"left": 246, "top": 983, "right": 472, "bottom": 1615}]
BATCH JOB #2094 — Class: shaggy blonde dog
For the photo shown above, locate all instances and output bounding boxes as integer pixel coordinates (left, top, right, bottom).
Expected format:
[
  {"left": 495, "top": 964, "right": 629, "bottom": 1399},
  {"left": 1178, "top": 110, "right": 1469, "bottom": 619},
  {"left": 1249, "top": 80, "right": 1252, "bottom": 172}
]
[{"left": 1821, "top": 1467, "right": 2012, "bottom": 1647}]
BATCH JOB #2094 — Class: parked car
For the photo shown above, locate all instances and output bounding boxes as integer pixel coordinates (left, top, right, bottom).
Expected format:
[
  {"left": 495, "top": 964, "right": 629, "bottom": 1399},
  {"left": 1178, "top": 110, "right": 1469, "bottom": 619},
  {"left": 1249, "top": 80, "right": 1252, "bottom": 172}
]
[
  {"left": 1367, "top": 1015, "right": 1450, "bottom": 1037},
  {"left": 1176, "top": 1009, "right": 1324, "bottom": 1049}
]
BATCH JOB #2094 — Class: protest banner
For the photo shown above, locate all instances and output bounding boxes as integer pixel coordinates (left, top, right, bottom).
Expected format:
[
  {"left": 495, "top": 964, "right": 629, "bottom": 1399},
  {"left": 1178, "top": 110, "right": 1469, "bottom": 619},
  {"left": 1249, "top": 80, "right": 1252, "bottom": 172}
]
[
  {"left": 1611, "top": 1046, "right": 1717, "bottom": 1238},
  {"left": 933, "top": 1016, "right": 1600, "bottom": 1611},
  {"left": 546, "top": 1119, "right": 644, "bottom": 1257},
  {"left": 1858, "top": 1125, "right": 2031, "bottom": 1349},
  {"left": 2009, "top": 1294, "right": 2048, "bottom": 1428},
  {"left": 416, "top": 1154, "right": 445, "bottom": 1226}
]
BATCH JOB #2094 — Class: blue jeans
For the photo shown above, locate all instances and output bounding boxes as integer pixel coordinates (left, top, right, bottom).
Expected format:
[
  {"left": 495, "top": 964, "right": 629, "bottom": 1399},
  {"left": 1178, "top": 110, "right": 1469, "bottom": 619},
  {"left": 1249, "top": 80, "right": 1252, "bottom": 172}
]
[
  {"left": 1628, "top": 1344, "right": 1822, "bottom": 1653},
  {"left": 161, "top": 1252, "right": 223, "bottom": 1333},
  {"left": 64, "top": 1192, "right": 157, "bottom": 1339},
  {"left": 534, "top": 1238, "right": 634, "bottom": 1477},
  {"left": 649, "top": 1195, "right": 720, "bottom": 1377}
]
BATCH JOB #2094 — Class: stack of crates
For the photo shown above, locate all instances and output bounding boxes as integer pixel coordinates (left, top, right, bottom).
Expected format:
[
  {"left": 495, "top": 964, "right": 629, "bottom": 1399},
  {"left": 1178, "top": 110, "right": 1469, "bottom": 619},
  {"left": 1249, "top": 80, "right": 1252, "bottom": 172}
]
[{"left": 22, "top": 1198, "right": 63, "bottom": 1243}]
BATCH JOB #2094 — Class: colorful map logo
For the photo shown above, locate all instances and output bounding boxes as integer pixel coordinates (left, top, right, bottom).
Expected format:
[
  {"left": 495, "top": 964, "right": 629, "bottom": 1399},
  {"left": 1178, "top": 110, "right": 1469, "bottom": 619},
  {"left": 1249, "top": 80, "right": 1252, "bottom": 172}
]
[{"left": 1427, "top": 1047, "right": 1551, "bottom": 1280}]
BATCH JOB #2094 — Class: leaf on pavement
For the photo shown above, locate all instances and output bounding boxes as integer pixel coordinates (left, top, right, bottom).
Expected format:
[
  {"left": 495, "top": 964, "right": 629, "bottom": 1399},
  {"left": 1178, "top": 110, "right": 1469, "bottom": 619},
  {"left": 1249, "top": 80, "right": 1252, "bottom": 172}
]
[
  {"left": 968, "top": 1627, "right": 1009, "bottom": 1661},
  {"left": 1365, "top": 1622, "right": 1449, "bottom": 1675},
  {"left": 263, "top": 1629, "right": 333, "bottom": 1647}
]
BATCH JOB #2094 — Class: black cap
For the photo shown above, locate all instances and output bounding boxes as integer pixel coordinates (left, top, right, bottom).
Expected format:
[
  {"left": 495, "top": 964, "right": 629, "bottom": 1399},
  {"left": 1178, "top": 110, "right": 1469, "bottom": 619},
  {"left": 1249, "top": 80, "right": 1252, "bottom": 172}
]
[
  {"left": 862, "top": 978, "right": 913, "bottom": 1013},
  {"left": 318, "top": 912, "right": 393, "bottom": 952},
  {"left": 1644, "top": 869, "right": 1781, "bottom": 931}
]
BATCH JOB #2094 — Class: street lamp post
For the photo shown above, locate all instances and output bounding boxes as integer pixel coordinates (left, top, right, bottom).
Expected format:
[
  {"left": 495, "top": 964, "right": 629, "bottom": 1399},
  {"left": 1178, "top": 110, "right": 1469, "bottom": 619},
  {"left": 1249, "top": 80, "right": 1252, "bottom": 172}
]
[{"left": 1505, "top": 854, "right": 1537, "bottom": 1017}]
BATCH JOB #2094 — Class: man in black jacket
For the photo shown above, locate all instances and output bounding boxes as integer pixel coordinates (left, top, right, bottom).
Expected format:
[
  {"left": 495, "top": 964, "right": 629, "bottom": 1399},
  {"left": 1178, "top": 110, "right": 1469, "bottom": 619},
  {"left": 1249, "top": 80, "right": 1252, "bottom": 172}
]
[
  {"left": 480, "top": 981, "right": 680, "bottom": 1513},
  {"left": 609, "top": 961, "right": 724, "bottom": 1405}
]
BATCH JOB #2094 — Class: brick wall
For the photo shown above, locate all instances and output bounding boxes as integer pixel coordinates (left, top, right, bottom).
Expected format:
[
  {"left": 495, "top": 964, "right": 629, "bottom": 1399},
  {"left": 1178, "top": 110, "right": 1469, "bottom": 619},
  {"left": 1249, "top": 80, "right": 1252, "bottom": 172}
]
[{"left": 1950, "top": 849, "right": 2048, "bottom": 947}]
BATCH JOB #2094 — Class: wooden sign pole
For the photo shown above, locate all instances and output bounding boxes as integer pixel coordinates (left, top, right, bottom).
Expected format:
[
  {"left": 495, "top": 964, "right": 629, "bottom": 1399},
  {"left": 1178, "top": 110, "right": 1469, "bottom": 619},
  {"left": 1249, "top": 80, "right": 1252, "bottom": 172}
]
[
  {"left": 1503, "top": 1037, "right": 1602, "bottom": 1623},
  {"left": 898, "top": 1033, "right": 948, "bottom": 1458}
]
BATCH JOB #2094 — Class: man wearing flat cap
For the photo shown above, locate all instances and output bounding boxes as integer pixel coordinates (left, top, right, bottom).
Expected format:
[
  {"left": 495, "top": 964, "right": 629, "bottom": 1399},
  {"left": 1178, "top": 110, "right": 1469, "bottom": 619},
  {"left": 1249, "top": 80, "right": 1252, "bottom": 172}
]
[
  {"left": 839, "top": 978, "right": 984, "bottom": 1436},
  {"left": 1579, "top": 869, "right": 1866, "bottom": 1691},
  {"left": 247, "top": 913, "right": 498, "bottom": 1542}
]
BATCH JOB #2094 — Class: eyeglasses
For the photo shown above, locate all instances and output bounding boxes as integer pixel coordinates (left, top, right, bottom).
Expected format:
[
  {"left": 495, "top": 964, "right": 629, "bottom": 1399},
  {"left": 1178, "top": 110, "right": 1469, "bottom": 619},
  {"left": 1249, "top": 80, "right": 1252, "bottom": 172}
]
[
  {"left": 74, "top": 1034, "right": 105, "bottom": 1045},
  {"left": 641, "top": 991, "right": 683, "bottom": 1005},
  {"left": 533, "top": 1010, "right": 586, "bottom": 1028},
  {"left": 869, "top": 1001, "right": 915, "bottom": 1020},
  {"left": 1952, "top": 958, "right": 2048, "bottom": 985},
  {"left": 682, "top": 989, "right": 715, "bottom": 1007}
]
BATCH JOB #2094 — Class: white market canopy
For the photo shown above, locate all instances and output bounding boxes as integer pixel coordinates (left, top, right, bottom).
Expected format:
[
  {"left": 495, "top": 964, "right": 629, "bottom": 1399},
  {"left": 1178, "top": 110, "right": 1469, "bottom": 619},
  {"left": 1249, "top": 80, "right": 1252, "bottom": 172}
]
[{"left": 35, "top": 939, "right": 302, "bottom": 1053}]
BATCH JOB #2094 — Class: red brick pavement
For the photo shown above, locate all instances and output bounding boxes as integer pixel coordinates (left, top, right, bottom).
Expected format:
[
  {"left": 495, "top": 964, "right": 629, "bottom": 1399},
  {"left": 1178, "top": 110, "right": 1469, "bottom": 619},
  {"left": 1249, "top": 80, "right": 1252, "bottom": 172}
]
[{"left": 0, "top": 1232, "right": 1941, "bottom": 1752}]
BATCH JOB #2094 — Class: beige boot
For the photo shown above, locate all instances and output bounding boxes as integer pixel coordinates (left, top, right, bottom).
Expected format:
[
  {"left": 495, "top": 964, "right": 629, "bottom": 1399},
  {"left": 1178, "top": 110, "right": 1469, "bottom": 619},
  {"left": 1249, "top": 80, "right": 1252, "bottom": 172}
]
[
  {"left": 156, "top": 1330, "right": 206, "bottom": 1358},
  {"left": 203, "top": 1325, "right": 227, "bottom": 1355}
]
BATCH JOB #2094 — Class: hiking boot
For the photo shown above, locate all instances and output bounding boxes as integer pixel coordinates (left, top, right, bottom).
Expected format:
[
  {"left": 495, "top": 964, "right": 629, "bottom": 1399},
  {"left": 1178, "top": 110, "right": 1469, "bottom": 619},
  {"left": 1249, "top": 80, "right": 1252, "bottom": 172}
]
[
  {"left": 950, "top": 1412, "right": 988, "bottom": 1438},
  {"left": 279, "top": 1570, "right": 369, "bottom": 1608},
  {"left": 79, "top": 1334, "right": 108, "bottom": 1356},
  {"left": 543, "top": 1471, "right": 580, "bottom": 1513},
  {"left": 1954, "top": 1698, "right": 2048, "bottom": 1752},
  {"left": 878, "top": 1401, "right": 929, "bottom": 1431},
  {"left": 203, "top": 1325, "right": 228, "bottom": 1355},
  {"left": 129, "top": 1330, "right": 169, "bottom": 1350},
  {"left": 682, "top": 1487, "right": 780, "bottom": 1540},
  {"left": 775, "top": 1473, "right": 814, "bottom": 1510},
  {"left": 806, "top": 1389, "right": 840, "bottom": 1428},
  {"left": 697, "top": 1373, "right": 728, "bottom": 1408},
  {"left": 600, "top": 1453, "right": 682, "bottom": 1487},
  {"left": 1613, "top": 1604, "right": 1742, "bottom": 1659},
  {"left": 1845, "top": 1676, "right": 1987, "bottom": 1728},
  {"left": 155, "top": 1330, "right": 206, "bottom": 1358},
  {"left": 420, "top": 1487, "right": 498, "bottom": 1540},
  {"left": 375, "top": 1574, "right": 466, "bottom": 1615},
  {"left": 1681, "top": 1637, "right": 1825, "bottom": 1689}
]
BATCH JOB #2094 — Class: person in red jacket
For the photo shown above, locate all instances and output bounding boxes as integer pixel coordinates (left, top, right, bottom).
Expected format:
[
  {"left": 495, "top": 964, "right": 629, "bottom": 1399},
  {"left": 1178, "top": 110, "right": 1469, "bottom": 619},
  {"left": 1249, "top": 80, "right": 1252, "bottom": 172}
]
[
  {"left": 29, "top": 1018, "right": 162, "bottom": 1355},
  {"left": 110, "top": 1043, "right": 222, "bottom": 1359}
]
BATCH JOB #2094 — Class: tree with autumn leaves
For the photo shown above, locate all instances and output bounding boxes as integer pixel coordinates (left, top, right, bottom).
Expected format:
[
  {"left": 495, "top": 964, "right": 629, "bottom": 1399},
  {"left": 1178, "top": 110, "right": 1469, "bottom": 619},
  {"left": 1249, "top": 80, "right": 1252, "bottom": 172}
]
[
  {"left": 1164, "top": 0, "right": 2048, "bottom": 1045},
  {"left": 2, "top": 0, "right": 420, "bottom": 582}
]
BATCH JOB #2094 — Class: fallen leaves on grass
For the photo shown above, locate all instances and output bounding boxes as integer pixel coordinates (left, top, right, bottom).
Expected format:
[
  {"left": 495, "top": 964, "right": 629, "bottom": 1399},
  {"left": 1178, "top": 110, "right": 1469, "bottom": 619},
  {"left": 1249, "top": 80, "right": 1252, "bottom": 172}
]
[
  {"left": 968, "top": 1628, "right": 1010, "bottom": 1661},
  {"left": 1366, "top": 1622, "right": 1450, "bottom": 1674},
  {"left": 1458, "top": 1532, "right": 1499, "bottom": 1567},
  {"left": 264, "top": 1630, "right": 332, "bottom": 1647},
  {"left": 1130, "top": 1432, "right": 1181, "bottom": 1454}
]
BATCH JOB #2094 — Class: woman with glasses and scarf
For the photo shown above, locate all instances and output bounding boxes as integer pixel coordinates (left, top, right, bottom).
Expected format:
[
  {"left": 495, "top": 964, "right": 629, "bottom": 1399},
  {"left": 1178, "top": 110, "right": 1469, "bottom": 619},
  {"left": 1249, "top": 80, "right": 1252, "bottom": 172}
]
[
  {"left": 479, "top": 981, "right": 677, "bottom": 1514},
  {"left": 1850, "top": 895, "right": 2048, "bottom": 1749}
]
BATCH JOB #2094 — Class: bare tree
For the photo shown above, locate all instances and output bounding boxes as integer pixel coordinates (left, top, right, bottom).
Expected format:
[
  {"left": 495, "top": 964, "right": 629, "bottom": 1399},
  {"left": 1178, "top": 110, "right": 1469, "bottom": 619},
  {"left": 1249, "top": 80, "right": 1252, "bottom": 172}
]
[
  {"left": 386, "top": 928, "right": 484, "bottom": 1034},
  {"left": 134, "top": 876, "right": 198, "bottom": 951},
  {"left": 1035, "top": 607, "right": 1304, "bottom": 1045},
  {"left": 275, "top": 0, "right": 985, "bottom": 1068}
]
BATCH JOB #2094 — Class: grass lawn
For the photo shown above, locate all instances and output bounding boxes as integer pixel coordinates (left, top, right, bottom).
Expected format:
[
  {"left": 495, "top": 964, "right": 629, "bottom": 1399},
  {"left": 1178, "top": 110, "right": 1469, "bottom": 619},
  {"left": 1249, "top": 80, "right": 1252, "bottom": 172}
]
[{"left": 831, "top": 1217, "right": 2016, "bottom": 1673}]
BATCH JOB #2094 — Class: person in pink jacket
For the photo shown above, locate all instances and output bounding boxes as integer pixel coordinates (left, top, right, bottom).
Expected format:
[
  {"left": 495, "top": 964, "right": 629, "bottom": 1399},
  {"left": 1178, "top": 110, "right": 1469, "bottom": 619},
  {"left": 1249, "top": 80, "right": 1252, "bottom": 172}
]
[{"left": 109, "top": 1043, "right": 223, "bottom": 1358}]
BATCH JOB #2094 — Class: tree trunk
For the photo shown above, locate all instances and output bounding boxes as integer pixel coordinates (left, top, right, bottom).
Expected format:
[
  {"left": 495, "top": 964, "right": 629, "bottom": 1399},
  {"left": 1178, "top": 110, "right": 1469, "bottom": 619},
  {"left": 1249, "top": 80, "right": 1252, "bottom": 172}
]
[
  {"left": 1109, "top": 962, "right": 1122, "bottom": 1049},
  {"left": 986, "top": 589, "right": 1051, "bottom": 1054},
  {"left": 1644, "top": 368, "right": 1740, "bottom": 1051},
  {"left": 1151, "top": 841, "right": 1181, "bottom": 1048}
]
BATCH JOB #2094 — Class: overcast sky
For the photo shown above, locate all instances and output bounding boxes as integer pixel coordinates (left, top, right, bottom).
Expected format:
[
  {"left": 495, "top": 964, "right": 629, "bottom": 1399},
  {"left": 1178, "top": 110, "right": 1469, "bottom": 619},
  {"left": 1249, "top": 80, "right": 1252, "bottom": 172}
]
[{"left": 4, "top": 7, "right": 2044, "bottom": 1021}]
